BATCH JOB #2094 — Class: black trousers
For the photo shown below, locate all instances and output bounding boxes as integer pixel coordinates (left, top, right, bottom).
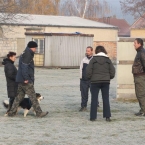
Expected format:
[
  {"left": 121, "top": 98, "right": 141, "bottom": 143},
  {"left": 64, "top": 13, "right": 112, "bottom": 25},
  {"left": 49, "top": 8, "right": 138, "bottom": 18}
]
[
  {"left": 80, "top": 80, "right": 90, "bottom": 108},
  {"left": 90, "top": 83, "right": 111, "bottom": 120}
]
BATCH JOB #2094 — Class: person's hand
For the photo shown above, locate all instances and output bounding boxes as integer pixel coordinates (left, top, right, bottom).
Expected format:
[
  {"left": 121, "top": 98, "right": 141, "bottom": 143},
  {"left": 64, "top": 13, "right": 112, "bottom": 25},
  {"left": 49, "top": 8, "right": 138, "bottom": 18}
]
[{"left": 24, "top": 80, "right": 28, "bottom": 84}]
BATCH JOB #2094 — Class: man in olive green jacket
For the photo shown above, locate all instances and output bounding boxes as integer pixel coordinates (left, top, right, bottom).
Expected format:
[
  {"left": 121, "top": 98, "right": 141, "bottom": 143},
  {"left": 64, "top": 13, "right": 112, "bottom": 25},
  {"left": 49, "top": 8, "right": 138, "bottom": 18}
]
[{"left": 132, "top": 38, "right": 145, "bottom": 116}]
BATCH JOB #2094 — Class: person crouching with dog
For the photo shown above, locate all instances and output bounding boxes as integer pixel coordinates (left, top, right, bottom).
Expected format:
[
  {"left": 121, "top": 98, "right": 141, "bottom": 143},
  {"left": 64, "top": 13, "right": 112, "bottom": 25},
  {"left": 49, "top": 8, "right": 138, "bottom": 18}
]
[
  {"left": 2, "top": 52, "right": 18, "bottom": 114},
  {"left": 7, "top": 41, "right": 48, "bottom": 118}
]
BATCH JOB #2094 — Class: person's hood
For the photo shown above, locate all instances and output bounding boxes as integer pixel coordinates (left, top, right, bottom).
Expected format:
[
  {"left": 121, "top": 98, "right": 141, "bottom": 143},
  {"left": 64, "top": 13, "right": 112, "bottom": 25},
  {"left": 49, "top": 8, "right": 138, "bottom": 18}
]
[
  {"left": 93, "top": 52, "right": 109, "bottom": 65},
  {"left": 94, "top": 52, "right": 108, "bottom": 57},
  {"left": 2, "top": 58, "right": 14, "bottom": 65}
]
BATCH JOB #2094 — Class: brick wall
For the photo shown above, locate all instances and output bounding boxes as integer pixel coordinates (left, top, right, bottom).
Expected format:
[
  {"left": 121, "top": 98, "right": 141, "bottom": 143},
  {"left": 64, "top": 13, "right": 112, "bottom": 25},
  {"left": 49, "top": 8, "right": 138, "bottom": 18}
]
[
  {"left": 0, "top": 38, "right": 25, "bottom": 66},
  {"left": 0, "top": 38, "right": 17, "bottom": 57},
  {"left": 93, "top": 41, "right": 117, "bottom": 63}
]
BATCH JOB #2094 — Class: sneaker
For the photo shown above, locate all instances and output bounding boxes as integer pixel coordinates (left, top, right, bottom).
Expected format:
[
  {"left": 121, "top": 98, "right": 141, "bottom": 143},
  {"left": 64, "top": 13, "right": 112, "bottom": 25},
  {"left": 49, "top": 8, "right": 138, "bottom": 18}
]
[
  {"left": 79, "top": 107, "right": 87, "bottom": 112},
  {"left": 134, "top": 112, "right": 144, "bottom": 116},
  {"left": 106, "top": 117, "right": 111, "bottom": 122},
  {"left": 36, "top": 111, "right": 49, "bottom": 118}
]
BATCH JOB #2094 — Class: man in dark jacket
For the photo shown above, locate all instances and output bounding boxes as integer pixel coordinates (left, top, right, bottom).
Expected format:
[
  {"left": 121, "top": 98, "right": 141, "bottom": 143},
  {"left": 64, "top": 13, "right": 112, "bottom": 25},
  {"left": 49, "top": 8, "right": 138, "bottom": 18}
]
[
  {"left": 79, "top": 46, "right": 93, "bottom": 111},
  {"left": 132, "top": 38, "right": 145, "bottom": 116},
  {"left": 2, "top": 52, "right": 17, "bottom": 112},
  {"left": 8, "top": 41, "right": 48, "bottom": 117}
]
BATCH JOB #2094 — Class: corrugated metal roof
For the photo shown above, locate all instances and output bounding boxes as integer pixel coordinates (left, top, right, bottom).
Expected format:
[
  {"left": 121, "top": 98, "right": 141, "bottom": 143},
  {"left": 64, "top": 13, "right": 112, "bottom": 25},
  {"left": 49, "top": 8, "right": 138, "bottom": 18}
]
[{"left": 0, "top": 14, "right": 117, "bottom": 29}]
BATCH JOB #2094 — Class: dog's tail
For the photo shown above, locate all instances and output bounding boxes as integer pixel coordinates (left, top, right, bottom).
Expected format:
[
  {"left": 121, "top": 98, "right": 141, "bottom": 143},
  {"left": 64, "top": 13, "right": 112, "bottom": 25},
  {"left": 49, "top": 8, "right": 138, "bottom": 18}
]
[{"left": 3, "top": 100, "right": 9, "bottom": 109}]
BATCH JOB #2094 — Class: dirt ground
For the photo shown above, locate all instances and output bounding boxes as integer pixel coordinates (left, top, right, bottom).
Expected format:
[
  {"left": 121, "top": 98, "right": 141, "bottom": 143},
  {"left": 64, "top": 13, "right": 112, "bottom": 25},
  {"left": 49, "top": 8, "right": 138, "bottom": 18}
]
[{"left": 0, "top": 67, "right": 145, "bottom": 145}]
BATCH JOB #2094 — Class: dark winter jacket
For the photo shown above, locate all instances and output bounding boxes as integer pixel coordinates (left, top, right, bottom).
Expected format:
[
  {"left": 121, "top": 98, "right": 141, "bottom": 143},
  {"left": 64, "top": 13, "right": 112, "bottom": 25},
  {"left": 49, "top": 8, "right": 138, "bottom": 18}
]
[
  {"left": 80, "top": 56, "right": 93, "bottom": 81},
  {"left": 132, "top": 47, "right": 145, "bottom": 76},
  {"left": 16, "top": 47, "right": 35, "bottom": 83},
  {"left": 86, "top": 52, "right": 115, "bottom": 83},
  {"left": 2, "top": 58, "right": 18, "bottom": 98}
]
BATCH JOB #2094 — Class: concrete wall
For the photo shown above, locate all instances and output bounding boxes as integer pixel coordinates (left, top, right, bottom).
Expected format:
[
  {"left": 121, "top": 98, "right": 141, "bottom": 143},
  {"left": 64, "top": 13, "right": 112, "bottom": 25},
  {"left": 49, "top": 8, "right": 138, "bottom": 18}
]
[
  {"left": 45, "top": 27, "right": 118, "bottom": 42},
  {"left": 131, "top": 28, "right": 145, "bottom": 37},
  {"left": 117, "top": 38, "right": 137, "bottom": 100},
  {"left": 0, "top": 38, "right": 25, "bottom": 57},
  {"left": 17, "top": 38, "right": 25, "bottom": 56},
  {"left": 0, "top": 38, "right": 25, "bottom": 66},
  {"left": 2, "top": 25, "right": 118, "bottom": 42},
  {"left": 0, "top": 38, "right": 17, "bottom": 57}
]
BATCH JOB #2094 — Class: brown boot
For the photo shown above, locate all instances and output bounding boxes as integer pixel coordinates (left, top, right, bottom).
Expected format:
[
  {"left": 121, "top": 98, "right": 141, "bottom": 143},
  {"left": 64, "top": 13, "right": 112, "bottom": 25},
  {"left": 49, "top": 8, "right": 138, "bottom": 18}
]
[
  {"left": 79, "top": 107, "right": 87, "bottom": 112},
  {"left": 36, "top": 111, "right": 49, "bottom": 118}
]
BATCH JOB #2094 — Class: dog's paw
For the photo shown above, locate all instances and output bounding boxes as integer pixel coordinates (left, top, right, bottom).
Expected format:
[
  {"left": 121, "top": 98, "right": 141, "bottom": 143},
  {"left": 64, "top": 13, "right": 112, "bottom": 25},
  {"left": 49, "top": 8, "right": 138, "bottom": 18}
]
[
  {"left": 4, "top": 100, "right": 9, "bottom": 104},
  {"left": 4, "top": 113, "right": 8, "bottom": 117}
]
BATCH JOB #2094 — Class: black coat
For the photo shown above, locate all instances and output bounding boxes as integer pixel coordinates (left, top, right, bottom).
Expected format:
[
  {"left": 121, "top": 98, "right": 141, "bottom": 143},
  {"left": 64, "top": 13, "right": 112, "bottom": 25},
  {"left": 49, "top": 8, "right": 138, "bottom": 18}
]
[
  {"left": 16, "top": 47, "right": 35, "bottom": 83},
  {"left": 2, "top": 58, "right": 18, "bottom": 98},
  {"left": 132, "top": 47, "right": 145, "bottom": 75},
  {"left": 86, "top": 53, "right": 115, "bottom": 83}
]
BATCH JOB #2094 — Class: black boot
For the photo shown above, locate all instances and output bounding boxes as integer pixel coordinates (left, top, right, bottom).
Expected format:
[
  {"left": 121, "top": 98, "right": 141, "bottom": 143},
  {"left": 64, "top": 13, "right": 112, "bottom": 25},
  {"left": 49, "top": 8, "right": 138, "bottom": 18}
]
[
  {"left": 7, "top": 98, "right": 14, "bottom": 113},
  {"left": 90, "top": 119, "right": 96, "bottom": 122},
  {"left": 106, "top": 117, "right": 111, "bottom": 122}
]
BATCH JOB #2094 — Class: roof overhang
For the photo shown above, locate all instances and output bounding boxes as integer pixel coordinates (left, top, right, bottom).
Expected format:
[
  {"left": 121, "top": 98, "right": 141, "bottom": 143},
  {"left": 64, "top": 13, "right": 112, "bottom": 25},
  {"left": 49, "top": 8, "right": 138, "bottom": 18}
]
[
  {"left": 0, "top": 23, "right": 118, "bottom": 30},
  {"left": 25, "top": 32, "right": 94, "bottom": 37}
]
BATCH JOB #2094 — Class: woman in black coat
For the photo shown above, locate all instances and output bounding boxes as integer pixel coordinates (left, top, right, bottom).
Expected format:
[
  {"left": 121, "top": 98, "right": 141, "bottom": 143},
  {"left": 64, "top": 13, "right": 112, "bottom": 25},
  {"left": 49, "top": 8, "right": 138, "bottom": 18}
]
[
  {"left": 2, "top": 52, "right": 17, "bottom": 113},
  {"left": 86, "top": 46, "right": 115, "bottom": 122}
]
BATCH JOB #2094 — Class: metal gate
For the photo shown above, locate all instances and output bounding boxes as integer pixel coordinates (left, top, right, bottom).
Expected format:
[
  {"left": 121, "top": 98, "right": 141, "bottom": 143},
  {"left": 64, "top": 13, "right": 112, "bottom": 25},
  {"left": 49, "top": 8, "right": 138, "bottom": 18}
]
[{"left": 33, "top": 38, "right": 45, "bottom": 66}]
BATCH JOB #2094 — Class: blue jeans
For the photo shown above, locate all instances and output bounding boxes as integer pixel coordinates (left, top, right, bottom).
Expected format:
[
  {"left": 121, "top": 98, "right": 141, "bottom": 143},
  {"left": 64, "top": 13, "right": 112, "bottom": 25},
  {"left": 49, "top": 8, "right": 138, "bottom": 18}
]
[{"left": 90, "top": 83, "right": 111, "bottom": 120}]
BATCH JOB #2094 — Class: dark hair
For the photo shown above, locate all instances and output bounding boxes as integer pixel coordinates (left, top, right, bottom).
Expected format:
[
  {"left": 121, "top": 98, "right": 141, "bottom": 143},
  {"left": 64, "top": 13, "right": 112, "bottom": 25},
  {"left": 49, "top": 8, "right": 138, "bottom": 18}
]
[
  {"left": 86, "top": 46, "right": 93, "bottom": 51},
  {"left": 95, "top": 46, "right": 107, "bottom": 54},
  {"left": 7, "top": 52, "right": 16, "bottom": 58},
  {"left": 135, "top": 38, "right": 144, "bottom": 46}
]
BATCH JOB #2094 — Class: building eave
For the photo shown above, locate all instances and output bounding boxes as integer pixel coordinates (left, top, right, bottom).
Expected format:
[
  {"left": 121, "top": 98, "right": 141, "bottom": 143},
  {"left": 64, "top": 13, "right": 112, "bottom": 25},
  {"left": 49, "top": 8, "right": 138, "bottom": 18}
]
[{"left": 0, "top": 23, "right": 118, "bottom": 30}]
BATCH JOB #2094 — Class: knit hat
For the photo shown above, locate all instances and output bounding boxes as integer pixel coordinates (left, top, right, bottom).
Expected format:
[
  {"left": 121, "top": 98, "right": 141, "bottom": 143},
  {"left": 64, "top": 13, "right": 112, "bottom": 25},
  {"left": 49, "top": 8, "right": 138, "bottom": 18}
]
[{"left": 27, "top": 41, "right": 38, "bottom": 48}]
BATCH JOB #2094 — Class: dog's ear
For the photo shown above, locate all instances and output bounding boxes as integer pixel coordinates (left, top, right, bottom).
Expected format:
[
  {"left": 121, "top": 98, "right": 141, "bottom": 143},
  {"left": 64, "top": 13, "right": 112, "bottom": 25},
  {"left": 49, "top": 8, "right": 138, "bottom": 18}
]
[{"left": 36, "top": 93, "right": 41, "bottom": 97}]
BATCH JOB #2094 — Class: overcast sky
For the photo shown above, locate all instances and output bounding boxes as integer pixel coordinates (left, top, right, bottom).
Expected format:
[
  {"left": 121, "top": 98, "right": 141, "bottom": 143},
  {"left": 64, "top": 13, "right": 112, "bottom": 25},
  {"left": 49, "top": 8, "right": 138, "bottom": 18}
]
[{"left": 104, "top": 0, "right": 134, "bottom": 25}]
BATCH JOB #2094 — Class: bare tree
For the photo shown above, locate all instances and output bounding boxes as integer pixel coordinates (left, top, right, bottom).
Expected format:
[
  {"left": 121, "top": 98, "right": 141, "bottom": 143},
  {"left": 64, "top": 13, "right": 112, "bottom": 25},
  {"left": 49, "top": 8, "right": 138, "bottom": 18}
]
[
  {"left": 0, "top": 0, "right": 30, "bottom": 37},
  {"left": 0, "top": 0, "right": 27, "bottom": 23},
  {"left": 120, "top": 0, "right": 145, "bottom": 19},
  {"left": 60, "top": 0, "right": 111, "bottom": 19},
  {"left": 0, "top": 0, "right": 61, "bottom": 36},
  {"left": 18, "top": 0, "right": 60, "bottom": 15}
]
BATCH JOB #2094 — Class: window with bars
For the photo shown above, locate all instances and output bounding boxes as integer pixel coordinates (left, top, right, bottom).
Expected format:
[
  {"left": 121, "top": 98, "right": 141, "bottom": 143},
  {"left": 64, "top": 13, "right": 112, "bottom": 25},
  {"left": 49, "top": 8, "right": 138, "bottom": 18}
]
[{"left": 33, "top": 38, "right": 44, "bottom": 54}]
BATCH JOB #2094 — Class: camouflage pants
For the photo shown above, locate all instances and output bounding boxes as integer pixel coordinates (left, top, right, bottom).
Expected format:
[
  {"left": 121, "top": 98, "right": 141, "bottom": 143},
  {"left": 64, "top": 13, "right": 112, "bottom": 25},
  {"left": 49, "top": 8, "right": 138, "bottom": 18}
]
[
  {"left": 8, "top": 83, "right": 42, "bottom": 116},
  {"left": 134, "top": 75, "right": 145, "bottom": 113}
]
